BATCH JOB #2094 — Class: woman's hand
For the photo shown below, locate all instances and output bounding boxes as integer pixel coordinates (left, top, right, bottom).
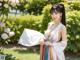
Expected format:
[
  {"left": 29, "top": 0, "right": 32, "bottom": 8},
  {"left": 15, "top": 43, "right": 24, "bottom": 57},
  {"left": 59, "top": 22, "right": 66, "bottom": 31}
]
[
  {"left": 40, "top": 41, "right": 44, "bottom": 46},
  {"left": 45, "top": 41, "right": 52, "bottom": 46},
  {"left": 44, "top": 30, "right": 51, "bottom": 37},
  {"left": 39, "top": 38, "right": 45, "bottom": 45}
]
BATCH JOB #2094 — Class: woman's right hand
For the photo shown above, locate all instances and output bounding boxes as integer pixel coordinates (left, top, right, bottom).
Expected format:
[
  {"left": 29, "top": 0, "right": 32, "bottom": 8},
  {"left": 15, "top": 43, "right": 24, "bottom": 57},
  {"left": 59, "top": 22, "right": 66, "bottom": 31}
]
[
  {"left": 40, "top": 42, "right": 44, "bottom": 45},
  {"left": 39, "top": 38, "right": 45, "bottom": 45},
  {"left": 44, "top": 30, "right": 51, "bottom": 37}
]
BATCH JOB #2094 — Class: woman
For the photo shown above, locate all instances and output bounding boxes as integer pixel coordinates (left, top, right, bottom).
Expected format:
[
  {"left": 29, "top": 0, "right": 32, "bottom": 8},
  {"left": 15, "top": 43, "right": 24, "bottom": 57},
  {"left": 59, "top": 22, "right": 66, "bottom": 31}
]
[{"left": 40, "top": 3, "right": 68, "bottom": 60}]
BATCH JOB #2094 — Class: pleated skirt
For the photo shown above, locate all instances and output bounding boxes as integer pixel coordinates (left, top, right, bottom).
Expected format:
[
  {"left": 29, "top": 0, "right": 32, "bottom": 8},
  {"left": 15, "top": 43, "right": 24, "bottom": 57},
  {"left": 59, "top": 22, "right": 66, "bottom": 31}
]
[{"left": 40, "top": 45, "right": 53, "bottom": 60}]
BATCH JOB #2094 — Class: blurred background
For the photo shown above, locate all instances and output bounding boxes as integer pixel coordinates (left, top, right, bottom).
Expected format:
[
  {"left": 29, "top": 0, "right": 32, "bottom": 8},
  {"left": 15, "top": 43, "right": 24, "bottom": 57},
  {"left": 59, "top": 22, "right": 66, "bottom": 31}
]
[{"left": 0, "top": 0, "right": 80, "bottom": 60}]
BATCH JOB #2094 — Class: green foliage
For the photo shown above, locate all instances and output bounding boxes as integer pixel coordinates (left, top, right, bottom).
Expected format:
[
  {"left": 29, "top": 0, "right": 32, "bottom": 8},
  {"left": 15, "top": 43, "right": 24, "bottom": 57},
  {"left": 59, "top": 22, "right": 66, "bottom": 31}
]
[
  {"left": 0, "top": 0, "right": 64, "bottom": 15},
  {"left": 0, "top": 50, "right": 16, "bottom": 60},
  {"left": 50, "top": 0, "right": 64, "bottom": 4},
  {"left": 0, "top": 15, "right": 43, "bottom": 44},
  {"left": 24, "top": 0, "right": 48, "bottom": 15},
  {"left": 15, "top": 14, "right": 42, "bottom": 31},
  {"left": 5, "top": 54, "right": 16, "bottom": 60},
  {"left": 24, "top": 0, "right": 63, "bottom": 15},
  {"left": 41, "top": 4, "right": 52, "bottom": 33},
  {"left": 67, "top": 2, "right": 80, "bottom": 11},
  {"left": 66, "top": 11, "right": 80, "bottom": 53},
  {"left": 16, "top": 0, "right": 27, "bottom": 12},
  {"left": 0, "top": 0, "right": 9, "bottom": 16}
]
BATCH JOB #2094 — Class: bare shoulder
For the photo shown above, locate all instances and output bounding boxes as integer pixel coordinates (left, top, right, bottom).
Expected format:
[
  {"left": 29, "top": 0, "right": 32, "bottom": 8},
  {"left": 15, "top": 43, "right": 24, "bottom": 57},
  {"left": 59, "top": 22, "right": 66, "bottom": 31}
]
[
  {"left": 60, "top": 24, "right": 67, "bottom": 31},
  {"left": 60, "top": 24, "right": 67, "bottom": 41},
  {"left": 60, "top": 24, "right": 67, "bottom": 36}
]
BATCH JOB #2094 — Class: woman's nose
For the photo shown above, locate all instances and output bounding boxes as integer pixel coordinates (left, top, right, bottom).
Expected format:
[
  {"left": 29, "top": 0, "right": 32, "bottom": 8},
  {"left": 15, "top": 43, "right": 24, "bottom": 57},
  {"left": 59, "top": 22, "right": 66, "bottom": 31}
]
[{"left": 53, "top": 14, "right": 56, "bottom": 18}]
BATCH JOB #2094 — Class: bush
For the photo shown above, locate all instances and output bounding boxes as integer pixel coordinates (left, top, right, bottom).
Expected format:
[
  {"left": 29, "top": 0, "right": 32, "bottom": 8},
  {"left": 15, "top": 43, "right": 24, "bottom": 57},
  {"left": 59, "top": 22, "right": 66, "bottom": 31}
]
[
  {"left": 24, "top": 0, "right": 64, "bottom": 15},
  {"left": 0, "top": 15, "right": 43, "bottom": 45},
  {"left": 41, "top": 4, "right": 52, "bottom": 33},
  {"left": 66, "top": 11, "right": 80, "bottom": 53},
  {"left": 0, "top": 50, "right": 16, "bottom": 60},
  {"left": 24, "top": 0, "right": 49, "bottom": 15},
  {"left": 67, "top": 2, "right": 80, "bottom": 11}
]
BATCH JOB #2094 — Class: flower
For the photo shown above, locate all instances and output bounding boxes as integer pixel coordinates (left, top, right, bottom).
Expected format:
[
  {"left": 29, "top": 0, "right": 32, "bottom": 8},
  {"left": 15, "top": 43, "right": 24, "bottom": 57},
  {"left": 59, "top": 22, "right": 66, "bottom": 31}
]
[
  {"left": 9, "top": 0, "right": 19, "bottom": 4},
  {"left": 0, "top": 3, "right": 2, "bottom": 6},
  {"left": 9, "top": 0, "right": 19, "bottom": 7},
  {"left": 0, "top": 22, "right": 5, "bottom": 27},
  {"left": 9, "top": 31, "right": 15, "bottom": 37},
  {"left": 4, "top": 28, "right": 10, "bottom": 33},
  {"left": 0, "top": 26, "right": 15, "bottom": 40},
  {"left": 0, "top": 0, "right": 3, "bottom": 2},
  {"left": 1, "top": 33, "right": 9, "bottom": 40},
  {"left": 4, "top": 4, "right": 9, "bottom": 8}
]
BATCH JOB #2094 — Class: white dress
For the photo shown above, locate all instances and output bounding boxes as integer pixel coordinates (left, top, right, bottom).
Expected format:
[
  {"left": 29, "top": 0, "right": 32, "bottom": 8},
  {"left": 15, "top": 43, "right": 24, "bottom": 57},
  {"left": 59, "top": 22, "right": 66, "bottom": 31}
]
[{"left": 44, "top": 22, "right": 67, "bottom": 60}]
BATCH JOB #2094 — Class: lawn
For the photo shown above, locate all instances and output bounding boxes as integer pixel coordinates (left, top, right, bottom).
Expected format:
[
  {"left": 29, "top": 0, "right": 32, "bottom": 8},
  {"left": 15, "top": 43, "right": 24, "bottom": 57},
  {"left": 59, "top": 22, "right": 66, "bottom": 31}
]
[
  {"left": 1, "top": 46, "right": 80, "bottom": 60},
  {"left": 2, "top": 48, "right": 40, "bottom": 60}
]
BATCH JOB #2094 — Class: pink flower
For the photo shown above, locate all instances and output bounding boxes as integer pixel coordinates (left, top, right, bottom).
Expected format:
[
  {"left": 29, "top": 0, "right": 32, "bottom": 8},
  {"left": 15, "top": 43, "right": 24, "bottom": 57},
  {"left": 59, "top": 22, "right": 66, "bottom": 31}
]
[{"left": 0, "top": 22, "right": 5, "bottom": 27}]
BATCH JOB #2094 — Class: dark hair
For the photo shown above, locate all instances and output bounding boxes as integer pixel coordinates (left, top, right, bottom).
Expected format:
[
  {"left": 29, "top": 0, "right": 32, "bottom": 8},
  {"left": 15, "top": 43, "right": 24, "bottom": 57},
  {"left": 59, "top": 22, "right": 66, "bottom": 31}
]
[{"left": 50, "top": 3, "right": 66, "bottom": 26}]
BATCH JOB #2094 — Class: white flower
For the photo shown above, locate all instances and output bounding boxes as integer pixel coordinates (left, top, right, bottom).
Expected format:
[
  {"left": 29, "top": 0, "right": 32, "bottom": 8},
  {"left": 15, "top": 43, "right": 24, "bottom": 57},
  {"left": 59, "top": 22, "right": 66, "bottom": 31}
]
[
  {"left": 9, "top": 0, "right": 19, "bottom": 7},
  {"left": 4, "top": 28, "right": 10, "bottom": 33},
  {"left": 1, "top": 33, "right": 9, "bottom": 40},
  {"left": 0, "top": 3, "right": 2, "bottom": 6},
  {"left": 9, "top": 31, "right": 15, "bottom": 37},
  {"left": 4, "top": 0, "right": 8, "bottom": 2},
  {"left": 4, "top": 4, "right": 9, "bottom": 8},
  {"left": 0, "top": 0, "right": 3, "bottom": 2},
  {"left": 9, "top": 0, "right": 19, "bottom": 4}
]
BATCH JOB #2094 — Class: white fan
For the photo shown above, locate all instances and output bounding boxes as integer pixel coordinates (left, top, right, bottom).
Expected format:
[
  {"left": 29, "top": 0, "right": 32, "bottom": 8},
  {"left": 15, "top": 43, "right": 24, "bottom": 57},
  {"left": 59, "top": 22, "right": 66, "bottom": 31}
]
[{"left": 18, "top": 29, "right": 44, "bottom": 47}]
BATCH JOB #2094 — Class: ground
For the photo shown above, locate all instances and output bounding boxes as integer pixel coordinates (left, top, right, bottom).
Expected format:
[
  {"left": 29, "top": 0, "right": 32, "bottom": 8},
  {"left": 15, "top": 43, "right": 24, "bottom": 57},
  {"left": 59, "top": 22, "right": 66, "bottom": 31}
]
[{"left": 0, "top": 44, "right": 80, "bottom": 60}]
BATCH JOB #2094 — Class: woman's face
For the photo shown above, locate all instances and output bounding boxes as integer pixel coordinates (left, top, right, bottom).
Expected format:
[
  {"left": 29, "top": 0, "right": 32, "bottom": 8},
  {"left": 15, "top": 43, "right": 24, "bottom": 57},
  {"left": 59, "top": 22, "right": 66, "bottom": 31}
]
[{"left": 51, "top": 11, "right": 62, "bottom": 23}]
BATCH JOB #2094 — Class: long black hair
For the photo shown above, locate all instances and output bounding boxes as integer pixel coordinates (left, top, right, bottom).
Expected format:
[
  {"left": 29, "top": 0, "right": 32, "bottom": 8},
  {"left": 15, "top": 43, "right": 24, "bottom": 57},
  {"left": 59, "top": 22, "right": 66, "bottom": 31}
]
[{"left": 50, "top": 3, "right": 66, "bottom": 26}]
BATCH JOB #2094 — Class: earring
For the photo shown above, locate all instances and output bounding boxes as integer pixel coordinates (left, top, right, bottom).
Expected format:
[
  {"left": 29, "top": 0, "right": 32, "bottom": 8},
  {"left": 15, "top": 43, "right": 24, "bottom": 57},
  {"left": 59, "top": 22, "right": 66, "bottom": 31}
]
[
  {"left": 60, "top": 13, "right": 62, "bottom": 17},
  {"left": 60, "top": 15, "right": 62, "bottom": 17}
]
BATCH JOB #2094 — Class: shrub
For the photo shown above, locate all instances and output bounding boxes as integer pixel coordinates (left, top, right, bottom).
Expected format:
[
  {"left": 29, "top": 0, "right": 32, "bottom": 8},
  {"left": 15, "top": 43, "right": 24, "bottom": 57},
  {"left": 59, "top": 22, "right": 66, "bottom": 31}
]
[
  {"left": 0, "top": 15, "right": 43, "bottom": 44},
  {"left": 41, "top": 4, "right": 52, "bottom": 33},
  {"left": 66, "top": 11, "right": 80, "bottom": 53},
  {"left": 0, "top": 49, "right": 16, "bottom": 60},
  {"left": 67, "top": 2, "right": 80, "bottom": 11}
]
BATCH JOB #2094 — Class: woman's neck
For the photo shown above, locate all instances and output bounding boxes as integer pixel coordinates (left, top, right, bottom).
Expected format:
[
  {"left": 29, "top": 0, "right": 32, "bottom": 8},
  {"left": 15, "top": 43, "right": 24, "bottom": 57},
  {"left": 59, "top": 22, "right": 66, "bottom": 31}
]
[{"left": 54, "top": 21, "right": 61, "bottom": 26}]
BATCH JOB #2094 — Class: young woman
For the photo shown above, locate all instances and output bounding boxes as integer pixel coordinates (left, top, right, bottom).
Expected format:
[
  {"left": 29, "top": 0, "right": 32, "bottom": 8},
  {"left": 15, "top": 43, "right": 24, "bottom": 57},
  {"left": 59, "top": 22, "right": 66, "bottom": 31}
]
[{"left": 40, "top": 3, "right": 68, "bottom": 60}]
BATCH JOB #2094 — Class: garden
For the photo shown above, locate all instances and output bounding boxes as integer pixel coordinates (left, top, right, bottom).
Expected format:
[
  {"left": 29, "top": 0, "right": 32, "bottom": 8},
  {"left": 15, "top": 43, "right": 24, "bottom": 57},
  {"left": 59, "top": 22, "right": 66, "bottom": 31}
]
[{"left": 0, "top": 0, "right": 80, "bottom": 60}]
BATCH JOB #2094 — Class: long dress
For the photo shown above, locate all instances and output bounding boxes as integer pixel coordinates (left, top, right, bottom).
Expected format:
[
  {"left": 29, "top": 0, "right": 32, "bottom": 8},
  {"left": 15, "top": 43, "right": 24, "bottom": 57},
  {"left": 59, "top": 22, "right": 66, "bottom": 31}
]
[{"left": 40, "top": 22, "right": 67, "bottom": 60}]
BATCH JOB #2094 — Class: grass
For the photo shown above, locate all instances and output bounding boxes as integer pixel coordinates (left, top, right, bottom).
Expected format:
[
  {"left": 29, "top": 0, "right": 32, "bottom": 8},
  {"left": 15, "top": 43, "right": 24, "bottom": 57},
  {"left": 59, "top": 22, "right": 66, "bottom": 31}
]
[
  {"left": 1, "top": 47, "right": 80, "bottom": 60},
  {"left": 2, "top": 48, "right": 40, "bottom": 60}
]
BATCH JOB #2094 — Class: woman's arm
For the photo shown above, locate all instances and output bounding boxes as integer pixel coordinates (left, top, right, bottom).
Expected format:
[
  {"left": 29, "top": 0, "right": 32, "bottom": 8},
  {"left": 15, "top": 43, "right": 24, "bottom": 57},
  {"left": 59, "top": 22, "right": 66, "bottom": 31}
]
[
  {"left": 61, "top": 26, "right": 67, "bottom": 42},
  {"left": 53, "top": 26, "right": 68, "bottom": 51}
]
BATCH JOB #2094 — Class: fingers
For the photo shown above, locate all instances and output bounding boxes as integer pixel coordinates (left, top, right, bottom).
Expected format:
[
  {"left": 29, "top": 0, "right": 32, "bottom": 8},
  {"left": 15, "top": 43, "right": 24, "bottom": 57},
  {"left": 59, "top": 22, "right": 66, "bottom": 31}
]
[{"left": 40, "top": 41, "right": 44, "bottom": 45}]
